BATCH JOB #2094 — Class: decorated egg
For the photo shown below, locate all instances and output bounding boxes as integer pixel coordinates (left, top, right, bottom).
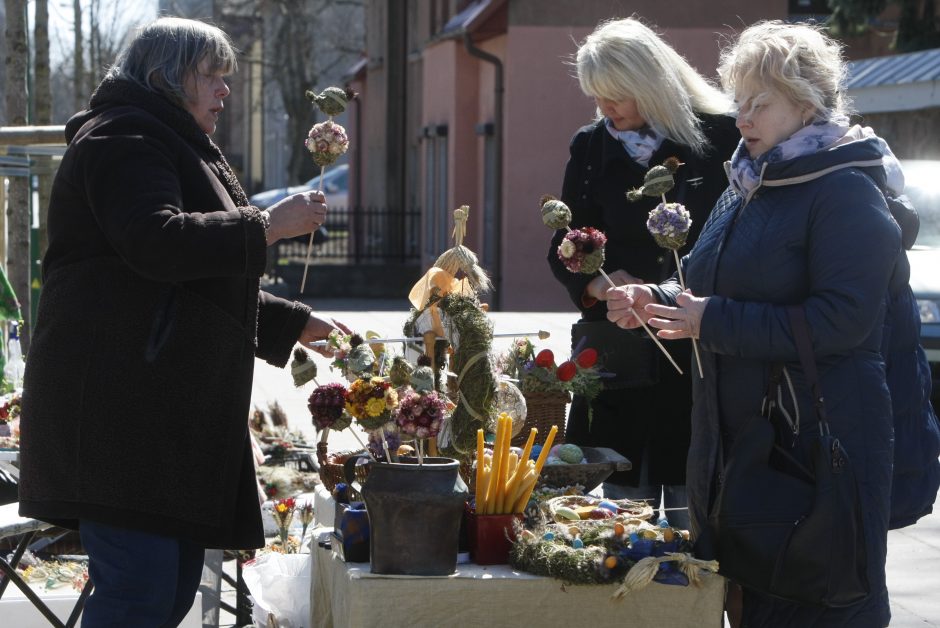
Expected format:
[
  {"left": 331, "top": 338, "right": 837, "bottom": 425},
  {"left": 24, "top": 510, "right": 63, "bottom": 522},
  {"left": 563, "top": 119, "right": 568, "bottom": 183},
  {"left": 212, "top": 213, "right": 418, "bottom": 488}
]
[
  {"left": 598, "top": 500, "right": 619, "bottom": 513},
  {"left": 544, "top": 455, "right": 563, "bottom": 465},
  {"left": 529, "top": 444, "right": 543, "bottom": 460},
  {"left": 613, "top": 522, "right": 626, "bottom": 536},
  {"left": 554, "top": 507, "right": 580, "bottom": 521},
  {"left": 588, "top": 508, "right": 613, "bottom": 520},
  {"left": 556, "top": 443, "right": 584, "bottom": 464},
  {"left": 604, "top": 555, "right": 620, "bottom": 570}
]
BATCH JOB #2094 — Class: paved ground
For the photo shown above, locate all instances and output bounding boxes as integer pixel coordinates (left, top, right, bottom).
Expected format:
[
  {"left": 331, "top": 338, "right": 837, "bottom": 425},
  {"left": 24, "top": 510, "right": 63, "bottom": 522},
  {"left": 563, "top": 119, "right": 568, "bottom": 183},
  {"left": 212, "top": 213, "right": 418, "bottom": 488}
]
[{"left": 237, "top": 299, "right": 940, "bottom": 627}]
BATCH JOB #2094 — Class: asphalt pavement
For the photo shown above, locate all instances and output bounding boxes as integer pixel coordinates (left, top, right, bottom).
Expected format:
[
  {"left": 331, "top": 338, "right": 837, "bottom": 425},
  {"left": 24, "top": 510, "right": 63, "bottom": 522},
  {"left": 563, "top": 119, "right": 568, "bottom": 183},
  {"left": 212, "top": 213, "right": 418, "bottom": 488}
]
[{"left": 247, "top": 299, "right": 940, "bottom": 627}]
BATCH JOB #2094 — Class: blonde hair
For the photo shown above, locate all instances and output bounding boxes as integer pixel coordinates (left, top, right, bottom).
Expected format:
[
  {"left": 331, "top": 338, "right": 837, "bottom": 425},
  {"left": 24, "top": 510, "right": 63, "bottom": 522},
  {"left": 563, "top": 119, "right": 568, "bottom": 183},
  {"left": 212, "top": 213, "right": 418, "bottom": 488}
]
[
  {"left": 718, "top": 21, "right": 849, "bottom": 121},
  {"left": 108, "top": 17, "right": 238, "bottom": 108},
  {"left": 576, "top": 17, "right": 731, "bottom": 154}
]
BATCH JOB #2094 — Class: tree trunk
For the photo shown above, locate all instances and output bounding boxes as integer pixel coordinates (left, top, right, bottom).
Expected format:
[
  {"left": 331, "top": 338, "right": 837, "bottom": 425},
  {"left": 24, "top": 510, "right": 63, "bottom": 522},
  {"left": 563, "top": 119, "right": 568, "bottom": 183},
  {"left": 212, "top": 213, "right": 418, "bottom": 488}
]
[
  {"left": 3, "top": 0, "right": 31, "bottom": 351},
  {"left": 35, "top": 0, "right": 53, "bottom": 259},
  {"left": 73, "top": 0, "right": 84, "bottom": 110}
]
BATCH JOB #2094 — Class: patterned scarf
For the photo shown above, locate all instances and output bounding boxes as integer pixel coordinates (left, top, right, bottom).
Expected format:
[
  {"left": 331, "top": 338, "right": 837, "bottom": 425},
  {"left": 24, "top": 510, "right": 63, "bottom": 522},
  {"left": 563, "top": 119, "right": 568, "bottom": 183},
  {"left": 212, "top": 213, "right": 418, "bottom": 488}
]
[
  {"left": 605, "top": 119, "right": 664, "bottom": 167},
  {"left": 728, "top": 116, "right": 904, "bottom": 198}
]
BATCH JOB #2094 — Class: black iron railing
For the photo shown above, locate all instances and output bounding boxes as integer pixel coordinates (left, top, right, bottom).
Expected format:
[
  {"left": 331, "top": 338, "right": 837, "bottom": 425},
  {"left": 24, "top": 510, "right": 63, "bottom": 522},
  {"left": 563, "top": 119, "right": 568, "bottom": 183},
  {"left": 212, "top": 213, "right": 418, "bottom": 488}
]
[{"left": 274, "top": 205, "right": 421, "bottom": 266}]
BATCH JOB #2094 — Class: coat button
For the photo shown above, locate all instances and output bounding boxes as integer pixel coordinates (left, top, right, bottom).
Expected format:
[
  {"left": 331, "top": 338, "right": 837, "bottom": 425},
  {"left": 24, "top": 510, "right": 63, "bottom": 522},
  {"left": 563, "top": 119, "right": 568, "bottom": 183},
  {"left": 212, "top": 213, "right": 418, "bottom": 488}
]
[
  {"left": 581, "top": 194, "right": 587, "bottom": 199},
  {"left": 657, "top": 256, "right": 664, "bottom": 263},
  {"left": 586, "top": 165, "right": 592, "bottom": 170},
  {"left": 583, "top": 179, "right": 589, "bottom": 184}
]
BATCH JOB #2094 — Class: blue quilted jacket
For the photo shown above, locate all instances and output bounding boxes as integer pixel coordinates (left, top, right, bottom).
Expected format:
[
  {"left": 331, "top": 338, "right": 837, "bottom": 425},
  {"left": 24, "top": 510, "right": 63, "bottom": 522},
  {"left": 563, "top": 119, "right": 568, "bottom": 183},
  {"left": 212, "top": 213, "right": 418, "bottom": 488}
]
[{"left": 655, "top": 137, "right": 901, "bottom": 626}]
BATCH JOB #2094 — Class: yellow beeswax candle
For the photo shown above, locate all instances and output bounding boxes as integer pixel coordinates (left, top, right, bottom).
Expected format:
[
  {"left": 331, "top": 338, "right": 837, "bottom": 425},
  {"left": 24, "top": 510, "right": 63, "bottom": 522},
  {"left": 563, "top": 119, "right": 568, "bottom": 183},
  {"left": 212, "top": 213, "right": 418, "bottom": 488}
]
[
  {"left": 496, "top": 415, "right": 514, "bottom": 512},
  {"left": 485, "top": 415, "right": 506, "bottom": 514},
  {"left": 533, "top": 425, "right": 558, "bottom": 475},
  {"left": 475, "top": 429, "right": 485, "bottom": 512}
]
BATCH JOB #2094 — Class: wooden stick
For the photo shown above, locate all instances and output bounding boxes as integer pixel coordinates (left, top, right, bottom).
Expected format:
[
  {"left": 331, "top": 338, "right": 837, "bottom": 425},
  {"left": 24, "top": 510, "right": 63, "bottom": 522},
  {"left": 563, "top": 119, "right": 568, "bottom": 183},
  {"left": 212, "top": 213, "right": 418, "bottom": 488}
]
[
  {"left": 673, "top": 249, "right": 704, "bottom": 379},
  {"left": 300, "top": 164, "right": 327, "bottom": 294}
]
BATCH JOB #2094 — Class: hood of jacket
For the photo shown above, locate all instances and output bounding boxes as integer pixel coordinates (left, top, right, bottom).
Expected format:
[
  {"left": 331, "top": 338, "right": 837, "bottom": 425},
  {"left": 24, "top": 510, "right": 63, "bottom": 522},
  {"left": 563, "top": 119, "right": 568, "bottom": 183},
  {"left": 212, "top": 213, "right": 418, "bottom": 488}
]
[{"left": 753, "top": 135, "right": 900, "bottom": 197}]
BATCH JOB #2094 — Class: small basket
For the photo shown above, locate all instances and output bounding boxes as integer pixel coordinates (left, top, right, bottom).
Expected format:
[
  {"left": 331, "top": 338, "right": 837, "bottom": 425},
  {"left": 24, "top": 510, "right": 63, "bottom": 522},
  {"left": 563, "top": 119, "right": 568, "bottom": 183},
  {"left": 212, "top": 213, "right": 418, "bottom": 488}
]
[
  {"left": 316, "top": 442, "right": 370, "bottom": 492},
  {"left": 511, "top": 390, "right": 570, "bottom": 447}
]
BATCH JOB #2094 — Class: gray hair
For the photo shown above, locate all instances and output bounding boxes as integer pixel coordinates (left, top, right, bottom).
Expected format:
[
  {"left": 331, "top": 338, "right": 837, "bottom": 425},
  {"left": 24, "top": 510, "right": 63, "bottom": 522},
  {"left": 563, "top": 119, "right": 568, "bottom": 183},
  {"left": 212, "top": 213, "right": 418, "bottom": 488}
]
[
  {"left": 107, "top": 17, "right": 237, "bottom": 108},
  {"left": 576, "top": 17, "right": 732, "bottom": 155},
  {"left": 718, "top": 21, "right": 850, "bottom": 122}
]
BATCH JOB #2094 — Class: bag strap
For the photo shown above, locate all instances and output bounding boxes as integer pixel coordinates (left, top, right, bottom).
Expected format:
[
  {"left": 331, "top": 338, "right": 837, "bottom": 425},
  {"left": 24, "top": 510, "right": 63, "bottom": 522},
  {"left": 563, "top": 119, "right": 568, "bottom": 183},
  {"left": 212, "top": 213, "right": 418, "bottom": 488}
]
[{"left": 785, "top": 305, "right": 830, "bottom": 435}]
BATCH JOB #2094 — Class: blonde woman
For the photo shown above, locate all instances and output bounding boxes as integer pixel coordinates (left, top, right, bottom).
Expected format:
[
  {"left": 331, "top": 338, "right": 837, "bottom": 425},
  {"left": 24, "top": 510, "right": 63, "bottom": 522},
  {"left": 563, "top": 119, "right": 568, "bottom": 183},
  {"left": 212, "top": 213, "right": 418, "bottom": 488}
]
[
  {"left": 607, "top": 21, "right": 902, "bottom": 626},
  {"left": 548, "top": 17, "right": 738, "bottom": 529}
]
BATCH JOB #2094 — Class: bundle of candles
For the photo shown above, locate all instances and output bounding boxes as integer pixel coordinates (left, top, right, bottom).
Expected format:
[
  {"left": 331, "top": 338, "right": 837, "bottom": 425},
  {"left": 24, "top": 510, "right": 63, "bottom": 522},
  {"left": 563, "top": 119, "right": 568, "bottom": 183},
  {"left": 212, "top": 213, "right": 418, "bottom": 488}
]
[{"left": 474, "top": 414, "right": 558, "bottom": 515}]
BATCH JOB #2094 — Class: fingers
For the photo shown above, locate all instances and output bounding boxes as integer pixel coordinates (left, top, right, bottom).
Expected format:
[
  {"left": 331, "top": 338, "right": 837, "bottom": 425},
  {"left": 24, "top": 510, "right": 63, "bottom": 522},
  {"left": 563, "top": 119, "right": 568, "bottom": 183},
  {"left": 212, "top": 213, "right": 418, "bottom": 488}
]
[{"left": 333, "top": 319, "right": 353, "bottom": 335}]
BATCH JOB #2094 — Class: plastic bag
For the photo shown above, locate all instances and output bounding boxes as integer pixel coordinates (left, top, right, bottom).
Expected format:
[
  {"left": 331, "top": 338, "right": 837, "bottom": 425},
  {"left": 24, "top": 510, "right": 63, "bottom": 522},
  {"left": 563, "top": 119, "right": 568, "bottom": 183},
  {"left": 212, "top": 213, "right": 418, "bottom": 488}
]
[{"left": 242, "top": 552, "right": 311, "bottom": 628}]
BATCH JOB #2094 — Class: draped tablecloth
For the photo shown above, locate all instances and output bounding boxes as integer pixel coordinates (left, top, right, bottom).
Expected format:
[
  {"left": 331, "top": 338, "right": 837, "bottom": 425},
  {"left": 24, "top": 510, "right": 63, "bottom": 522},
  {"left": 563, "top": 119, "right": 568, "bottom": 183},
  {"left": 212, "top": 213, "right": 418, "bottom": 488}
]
[{"left": 309, "top": 536, "right": 726, "bottom": 628}]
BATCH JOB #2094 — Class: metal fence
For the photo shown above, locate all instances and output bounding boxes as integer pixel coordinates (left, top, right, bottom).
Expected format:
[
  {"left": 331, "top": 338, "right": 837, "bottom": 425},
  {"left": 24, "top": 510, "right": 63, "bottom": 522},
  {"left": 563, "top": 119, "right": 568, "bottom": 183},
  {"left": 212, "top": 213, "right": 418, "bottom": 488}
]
[{"left": 274, "top": 205, "right": 422, "bottom": 266}]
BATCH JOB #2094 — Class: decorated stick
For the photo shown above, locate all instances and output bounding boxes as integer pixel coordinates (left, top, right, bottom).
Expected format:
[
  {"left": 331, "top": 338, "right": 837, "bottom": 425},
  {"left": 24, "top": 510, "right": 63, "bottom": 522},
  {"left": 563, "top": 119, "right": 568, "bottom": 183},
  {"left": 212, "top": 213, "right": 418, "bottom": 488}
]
[
  {"left": 300, "top": 87, "right": 355, "bottom": 293},
  {"left": 307, "top": 329, "right": 550, "bottom": 348},
  {"left": 541, "top": 196, "right": 683, "bottom": 375},
  {"left": 642, "top": 160, "right": 704, "bottom": 378}
]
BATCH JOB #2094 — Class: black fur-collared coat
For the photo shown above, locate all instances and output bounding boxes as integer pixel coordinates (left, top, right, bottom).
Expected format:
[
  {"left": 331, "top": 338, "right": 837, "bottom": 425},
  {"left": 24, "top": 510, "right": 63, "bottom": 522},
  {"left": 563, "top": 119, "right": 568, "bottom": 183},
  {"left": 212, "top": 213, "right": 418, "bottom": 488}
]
[{"left": 18, "top": 77, "right": 311, "bottom": 549}]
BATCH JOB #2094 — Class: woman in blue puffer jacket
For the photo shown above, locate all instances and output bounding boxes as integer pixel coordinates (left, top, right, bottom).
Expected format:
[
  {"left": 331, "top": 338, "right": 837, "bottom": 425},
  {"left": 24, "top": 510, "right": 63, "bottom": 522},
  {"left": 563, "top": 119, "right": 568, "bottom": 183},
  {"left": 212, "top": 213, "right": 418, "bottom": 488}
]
[{"left": 606, "top": 21, "right": 902, "bottom": 627}]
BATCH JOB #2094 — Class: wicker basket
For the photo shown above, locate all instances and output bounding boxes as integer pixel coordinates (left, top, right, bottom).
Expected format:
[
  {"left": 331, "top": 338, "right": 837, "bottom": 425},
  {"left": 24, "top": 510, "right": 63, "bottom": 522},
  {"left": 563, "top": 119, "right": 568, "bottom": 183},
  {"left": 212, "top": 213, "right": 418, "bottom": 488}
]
[
  {"left": 316, "top": 442, "right": 370, "bottom": 492},
  {"left": 511, "top": 390, "right": 570, "bottom": 447}
]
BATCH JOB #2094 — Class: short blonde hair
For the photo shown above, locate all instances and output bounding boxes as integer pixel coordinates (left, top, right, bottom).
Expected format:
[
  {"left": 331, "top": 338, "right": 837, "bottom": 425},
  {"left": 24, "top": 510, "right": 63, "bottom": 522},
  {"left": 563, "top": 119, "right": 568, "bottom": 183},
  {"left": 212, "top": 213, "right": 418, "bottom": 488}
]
[
  {"left": 576, "top": 17, "right": 731, "bottom": 154},
  {"left": 108, "top": 17, "right": 238, "bottom": 108},
  {"left": 718, "top": 21, "right": 849, "bottom": 121}
]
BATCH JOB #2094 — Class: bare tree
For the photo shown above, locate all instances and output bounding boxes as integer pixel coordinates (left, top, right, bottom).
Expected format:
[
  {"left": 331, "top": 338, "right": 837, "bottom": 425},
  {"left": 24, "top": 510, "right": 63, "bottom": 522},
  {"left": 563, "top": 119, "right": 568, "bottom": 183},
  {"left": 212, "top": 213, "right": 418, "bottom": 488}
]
[
  {"left": 35, "top": 0, "right": 54, "bottom": 260},
  {"left": 258, "top": 0, "right": 364, "bottom": 184},
  {"left": 3, "top": 0, "right": 31, "bottom": 348},
  {"left": 73, "top": 0, "right": 84, "bottom": 110}
]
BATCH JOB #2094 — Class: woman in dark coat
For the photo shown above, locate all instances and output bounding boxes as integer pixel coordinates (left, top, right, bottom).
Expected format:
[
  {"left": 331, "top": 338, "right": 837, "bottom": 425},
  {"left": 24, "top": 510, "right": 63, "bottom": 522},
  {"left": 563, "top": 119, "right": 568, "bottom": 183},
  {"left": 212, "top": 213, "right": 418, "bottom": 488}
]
[
  {"left": 608, "top": 21, "right": 902, "bottom": 627},
  {"left": 548, "top": 18, "right": 738, "bottom": 528},
  {"left": 18, "top": 17, "right": 348, "bottom": 627}
]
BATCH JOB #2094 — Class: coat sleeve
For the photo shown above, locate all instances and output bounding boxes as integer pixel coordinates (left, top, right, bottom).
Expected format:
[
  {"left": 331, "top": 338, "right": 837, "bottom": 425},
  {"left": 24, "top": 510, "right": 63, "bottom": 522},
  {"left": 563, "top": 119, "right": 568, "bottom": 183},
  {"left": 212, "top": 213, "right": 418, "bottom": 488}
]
[
  {"left": 699, "top": 170, "right": 901, "bottom": 360},
  {"left": 255, "top": 291, "right": 313, "bottom": 367},
  {"left": 547, "top": 127, "right": 605, "bottom": 316},
  {"left": 77, "top": 117, "right": 268, "bottom": 282}
]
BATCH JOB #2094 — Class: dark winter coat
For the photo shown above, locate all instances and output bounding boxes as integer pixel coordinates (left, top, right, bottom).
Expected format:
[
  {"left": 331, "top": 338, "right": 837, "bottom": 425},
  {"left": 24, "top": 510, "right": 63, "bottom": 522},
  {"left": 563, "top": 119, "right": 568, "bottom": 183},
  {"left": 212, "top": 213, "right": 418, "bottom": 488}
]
[
  {"left": 659, "top": 137, "right": 901, "bottom": 626},
  {"left": 18, "top": 77, "right": 311, "bottom": 550},
  {"left": 549, "top": 114, "right": 739, "bottom": 485}
]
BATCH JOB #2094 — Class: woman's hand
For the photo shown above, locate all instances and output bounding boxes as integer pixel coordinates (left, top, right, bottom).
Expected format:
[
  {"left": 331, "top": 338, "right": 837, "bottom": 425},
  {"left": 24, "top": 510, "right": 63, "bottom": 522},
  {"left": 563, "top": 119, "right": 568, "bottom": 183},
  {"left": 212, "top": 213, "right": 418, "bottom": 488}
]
[
  {"left": 645, "top": 290, "right": 710, "bottom": 339},
  {"left": 606, "top": 284, "right": 656, "bottom": 329},
  {"left": 264, "top": 191, "right": 328, "bottom": 245},
  {"left": 586, "top": 269, "right": 643, "bottom": 301},
  {"left": 300, "top": 313, "right": 352, "bottom": 357}
]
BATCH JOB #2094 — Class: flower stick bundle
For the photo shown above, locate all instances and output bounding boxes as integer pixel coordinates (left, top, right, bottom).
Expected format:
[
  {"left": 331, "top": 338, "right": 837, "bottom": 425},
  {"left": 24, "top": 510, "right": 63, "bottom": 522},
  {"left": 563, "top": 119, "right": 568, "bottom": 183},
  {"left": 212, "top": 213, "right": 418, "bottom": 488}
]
[
  {"left": 540, "top": 195, "right": 682, "bottom": 375},
  {"left": 474, "top": 415, "right": 558, "bottom": 515}
]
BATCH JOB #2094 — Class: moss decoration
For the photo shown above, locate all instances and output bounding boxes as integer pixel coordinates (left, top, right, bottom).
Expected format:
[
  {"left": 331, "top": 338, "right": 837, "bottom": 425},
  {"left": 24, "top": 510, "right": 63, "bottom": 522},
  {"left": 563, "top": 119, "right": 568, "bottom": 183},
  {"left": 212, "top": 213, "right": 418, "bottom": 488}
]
[{"left": 404, "top": 291, "right": 497, "bottom": 458}]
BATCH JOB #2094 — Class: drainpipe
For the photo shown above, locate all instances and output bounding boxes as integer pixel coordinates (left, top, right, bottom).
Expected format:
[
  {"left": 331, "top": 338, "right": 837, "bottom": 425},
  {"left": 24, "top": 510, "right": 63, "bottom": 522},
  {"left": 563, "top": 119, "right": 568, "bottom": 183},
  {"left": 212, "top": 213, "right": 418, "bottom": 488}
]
[{"left": 463, "top": 32, "right": 503, "bottom": 310}]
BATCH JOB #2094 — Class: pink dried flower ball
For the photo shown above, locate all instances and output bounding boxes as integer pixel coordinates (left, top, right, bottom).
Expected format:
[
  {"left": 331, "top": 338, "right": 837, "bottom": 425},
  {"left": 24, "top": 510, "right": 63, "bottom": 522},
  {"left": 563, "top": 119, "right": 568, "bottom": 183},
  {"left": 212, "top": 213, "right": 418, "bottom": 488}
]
[
  {"left": 308, "top": 383, "right": 351, "bottom": 431},
  {"left": 305, "top": 120, "right": 349, "bottom": 167},
  {"left": 557, "top": 227, "right": 607, "bottom": 274}
]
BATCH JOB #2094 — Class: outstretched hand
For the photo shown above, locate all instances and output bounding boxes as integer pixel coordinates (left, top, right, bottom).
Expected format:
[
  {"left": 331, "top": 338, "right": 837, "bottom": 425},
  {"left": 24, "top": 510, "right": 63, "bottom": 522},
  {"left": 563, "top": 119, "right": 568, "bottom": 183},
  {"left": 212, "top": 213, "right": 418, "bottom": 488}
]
[{"left": 300, "top": 313, "right": 352, "bottom": 357}]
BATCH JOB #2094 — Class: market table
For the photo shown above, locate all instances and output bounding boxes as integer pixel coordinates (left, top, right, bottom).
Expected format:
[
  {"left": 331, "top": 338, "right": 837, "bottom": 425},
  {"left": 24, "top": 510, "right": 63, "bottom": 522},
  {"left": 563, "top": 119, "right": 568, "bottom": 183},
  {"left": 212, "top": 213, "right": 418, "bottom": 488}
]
[{"left": 310, "top": 540, "right": 725, "bottom": 628}]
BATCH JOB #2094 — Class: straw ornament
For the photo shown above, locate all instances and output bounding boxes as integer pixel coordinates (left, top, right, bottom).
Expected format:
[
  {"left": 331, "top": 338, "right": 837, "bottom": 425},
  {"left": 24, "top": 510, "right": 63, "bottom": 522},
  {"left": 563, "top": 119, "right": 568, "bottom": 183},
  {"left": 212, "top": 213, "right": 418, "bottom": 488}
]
[{"left": 433, "top": 206, "right": 492, "bottom": 294}]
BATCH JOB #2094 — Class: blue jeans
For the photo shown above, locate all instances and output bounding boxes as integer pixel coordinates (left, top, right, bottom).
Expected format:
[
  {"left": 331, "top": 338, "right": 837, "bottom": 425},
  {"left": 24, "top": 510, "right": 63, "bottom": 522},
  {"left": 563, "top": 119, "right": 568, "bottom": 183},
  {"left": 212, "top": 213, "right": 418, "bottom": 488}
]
[{"left": 79, "top": 520, "right": 205, "bottom": 628}]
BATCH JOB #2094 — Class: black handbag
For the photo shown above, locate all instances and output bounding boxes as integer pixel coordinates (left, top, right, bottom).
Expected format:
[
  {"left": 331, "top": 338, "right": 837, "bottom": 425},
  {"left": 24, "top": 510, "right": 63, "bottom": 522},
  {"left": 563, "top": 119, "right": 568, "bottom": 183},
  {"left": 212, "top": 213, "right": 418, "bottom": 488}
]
[
  {"left": 571, "top": 320, "right": 659, "bottom": 389},
  {"left": 707, "top": 306, "right": 869, "bottom": 607}
]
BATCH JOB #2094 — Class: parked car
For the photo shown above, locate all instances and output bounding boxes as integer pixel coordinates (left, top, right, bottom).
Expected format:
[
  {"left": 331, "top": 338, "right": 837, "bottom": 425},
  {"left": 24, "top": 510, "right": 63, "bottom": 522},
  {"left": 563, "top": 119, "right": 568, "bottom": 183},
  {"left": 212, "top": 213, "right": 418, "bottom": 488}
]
[
  {"left": 900, "top": 159, "right": 940, "bottom": 406},
  {"left": 249, "top": 163, "right": 349, "bottom": 210}
]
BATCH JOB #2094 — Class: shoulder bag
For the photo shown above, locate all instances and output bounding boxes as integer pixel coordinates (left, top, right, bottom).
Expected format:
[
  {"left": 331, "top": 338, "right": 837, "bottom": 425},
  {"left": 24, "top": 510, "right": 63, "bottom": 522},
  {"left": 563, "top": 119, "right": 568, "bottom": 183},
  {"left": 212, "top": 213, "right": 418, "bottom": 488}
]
[{"left": 706, "top": 305, "right": 869, "bottom": 607}]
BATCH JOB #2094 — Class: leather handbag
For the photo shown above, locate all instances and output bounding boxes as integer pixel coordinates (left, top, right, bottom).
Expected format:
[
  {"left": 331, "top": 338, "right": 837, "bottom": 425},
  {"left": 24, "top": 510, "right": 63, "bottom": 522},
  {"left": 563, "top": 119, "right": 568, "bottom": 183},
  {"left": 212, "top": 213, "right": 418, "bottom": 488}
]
[
  {"left": 570, "top": 320, "right": 659, "bottom": 389},
  {"left": 707, "top": 306, "right": 869, "bottom": 607}
]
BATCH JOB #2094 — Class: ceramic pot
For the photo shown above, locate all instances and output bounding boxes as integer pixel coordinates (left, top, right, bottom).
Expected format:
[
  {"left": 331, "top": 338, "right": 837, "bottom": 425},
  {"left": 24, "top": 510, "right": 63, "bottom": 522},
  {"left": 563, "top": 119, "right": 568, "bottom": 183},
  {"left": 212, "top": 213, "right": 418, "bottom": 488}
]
[{"left": 345, "top": 455, "right": 468, "bottom": 575}]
